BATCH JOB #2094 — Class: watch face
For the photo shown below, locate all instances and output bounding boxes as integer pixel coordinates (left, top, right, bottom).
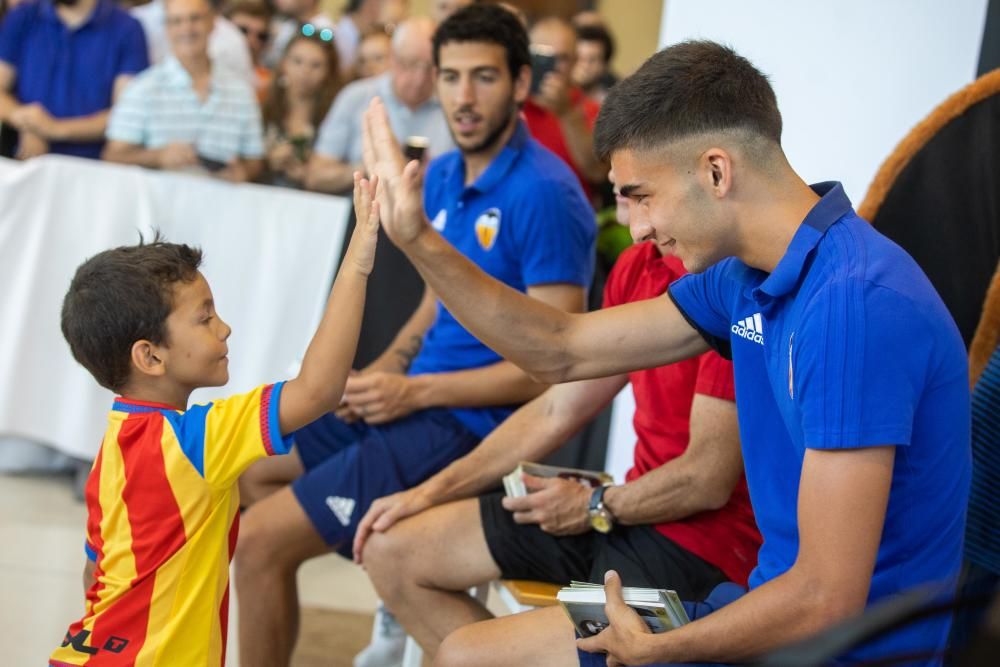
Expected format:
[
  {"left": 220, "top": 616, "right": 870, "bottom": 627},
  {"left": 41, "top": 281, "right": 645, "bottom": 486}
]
[{"left": 590, "top": 510, "right": 613, "bottom": 534}]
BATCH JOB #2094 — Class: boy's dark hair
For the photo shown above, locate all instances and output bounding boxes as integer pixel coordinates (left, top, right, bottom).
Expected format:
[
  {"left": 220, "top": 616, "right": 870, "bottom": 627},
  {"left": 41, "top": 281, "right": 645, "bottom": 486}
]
[
  {"left": 61, "top": 236, "right": 203, "bottom": 393},
  {"left": 576, "top": 24, "right": 614, "bottom": 64},
  {"left": 594, "top": 40, "right": 782, "bottom": 161},
  {"left": 432, "top": 3, "right": 530, "bottom": 80},
  {"left": 222, "top": 0, "right": 272, "bottom": 22}
]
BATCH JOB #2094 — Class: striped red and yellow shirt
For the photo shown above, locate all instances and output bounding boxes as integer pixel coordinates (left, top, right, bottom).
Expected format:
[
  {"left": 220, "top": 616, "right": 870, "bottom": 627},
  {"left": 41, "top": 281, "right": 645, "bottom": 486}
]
[{"left": 50, "top": 382, "right": 290, "bottom": 666}]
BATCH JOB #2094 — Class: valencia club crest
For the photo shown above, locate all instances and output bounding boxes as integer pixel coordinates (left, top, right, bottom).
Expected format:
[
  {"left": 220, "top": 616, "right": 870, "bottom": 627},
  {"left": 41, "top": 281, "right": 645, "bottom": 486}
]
[{"left": 474, "top": 208, "right": 501, "bottom": 251}]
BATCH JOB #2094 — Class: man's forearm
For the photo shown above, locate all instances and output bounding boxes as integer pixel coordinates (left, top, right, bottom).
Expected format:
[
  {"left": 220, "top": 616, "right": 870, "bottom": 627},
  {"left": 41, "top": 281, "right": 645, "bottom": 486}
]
[
  {"left": 0, "top": 91, "right": 19, "bottom": 124},
  {"left": 306, "top": 157, "right": 358, "bottom": 193},
  {"left": 102, "top": 142, "right": 165, "bottom": 169},
  {"left": 420, "top": 381, "right": 611, "bottom": 504},
  {"left": 409, "top": 361, "right": 548, "bottom": 410},
  {"left": 48, "top": 110, "right": 110, "bottom": 142},
  {"left": 365, "top": 289, "right": 436, "bottom": 373},
  {"left": 636, "top": 567, "right": 858, "bottom": 664},
  {"left": 403, "top": 228, "right": 577, "bottom": 382},
  {"left": 605, "top": 456, "right": 730, "bottom": 526}
]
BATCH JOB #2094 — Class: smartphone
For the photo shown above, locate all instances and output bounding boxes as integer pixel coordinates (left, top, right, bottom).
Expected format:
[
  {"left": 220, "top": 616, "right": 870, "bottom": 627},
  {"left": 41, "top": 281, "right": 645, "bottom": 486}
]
[
  {"left": 198, "top": 154, "right": 227, "bottom": 173},
  {"left": 530, "top": 46, "right": 557, "bottom": 96}
]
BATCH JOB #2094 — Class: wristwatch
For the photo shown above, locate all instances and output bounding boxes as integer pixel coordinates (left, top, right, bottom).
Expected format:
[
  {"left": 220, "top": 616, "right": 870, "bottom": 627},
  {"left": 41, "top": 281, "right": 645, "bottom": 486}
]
[{"left": 588, "top": 485, "right": 616, "bottom": 533}]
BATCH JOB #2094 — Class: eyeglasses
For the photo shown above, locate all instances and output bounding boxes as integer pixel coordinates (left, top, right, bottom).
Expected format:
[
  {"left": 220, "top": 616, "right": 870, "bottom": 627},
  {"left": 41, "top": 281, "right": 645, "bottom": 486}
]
[
  {"left": 237, "top": 24, "right": 270, "bottom": 43},
  {"left": 301, "top": 23, "right": 334, "bottom": 42}
]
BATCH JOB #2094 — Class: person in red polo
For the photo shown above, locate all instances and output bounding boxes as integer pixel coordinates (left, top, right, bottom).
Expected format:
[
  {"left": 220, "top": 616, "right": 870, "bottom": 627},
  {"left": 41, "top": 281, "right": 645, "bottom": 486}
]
[{"left": 522, "top": 16, "right": 606, "bottom": 201}]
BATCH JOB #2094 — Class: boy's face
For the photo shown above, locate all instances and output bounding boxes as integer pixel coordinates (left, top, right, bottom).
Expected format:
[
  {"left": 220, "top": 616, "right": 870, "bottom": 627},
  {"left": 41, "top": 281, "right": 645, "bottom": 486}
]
[{"left": 161, "top": 272, "right": 231, "bottom": 390}]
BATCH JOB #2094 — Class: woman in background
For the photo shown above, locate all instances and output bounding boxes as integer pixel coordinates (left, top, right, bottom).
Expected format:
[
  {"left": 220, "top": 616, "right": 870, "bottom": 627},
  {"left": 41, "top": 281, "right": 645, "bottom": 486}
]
[{"left": 262, "top": 29, "right": 343, "bottom": 187}]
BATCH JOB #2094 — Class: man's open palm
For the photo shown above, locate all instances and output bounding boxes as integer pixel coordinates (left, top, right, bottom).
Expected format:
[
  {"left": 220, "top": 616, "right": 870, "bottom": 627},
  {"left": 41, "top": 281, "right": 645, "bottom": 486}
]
[{"left": 362, "top": 98, "right": 427, "bottom": 245}]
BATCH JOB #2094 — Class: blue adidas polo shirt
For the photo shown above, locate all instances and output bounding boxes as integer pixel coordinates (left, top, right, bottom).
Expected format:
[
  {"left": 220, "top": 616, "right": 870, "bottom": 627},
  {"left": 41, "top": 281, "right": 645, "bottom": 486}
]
[
  {"left": 669, "top": 182, "right": 971, "bottom": 664},
  {"left": 0, "top": 0, "right": 148, "bottom": 159},
  {"left": 409, "top": 121, "right": 596, "bottom": 438}
]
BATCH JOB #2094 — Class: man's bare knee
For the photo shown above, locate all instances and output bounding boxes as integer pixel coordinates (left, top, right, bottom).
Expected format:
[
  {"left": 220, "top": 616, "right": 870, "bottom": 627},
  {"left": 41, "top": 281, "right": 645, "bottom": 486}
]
[{"left": 434, "top": 625, "right": 480, "bottom": 667}]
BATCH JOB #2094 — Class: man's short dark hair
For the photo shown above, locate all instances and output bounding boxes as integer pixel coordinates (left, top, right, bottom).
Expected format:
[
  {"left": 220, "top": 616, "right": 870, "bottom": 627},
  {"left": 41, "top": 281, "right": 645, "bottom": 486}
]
[
  {"left": 61, "top": 236, "right": 203, "bottom": 392},
  {"left": 594, "top": 40, "right": 782, "bottom": 161},
  {"left": 432, "top": 3, "right": 530, "bottom": 80},
  {"left": 576, "top": 24, "right": 614, "bottom": 64}
]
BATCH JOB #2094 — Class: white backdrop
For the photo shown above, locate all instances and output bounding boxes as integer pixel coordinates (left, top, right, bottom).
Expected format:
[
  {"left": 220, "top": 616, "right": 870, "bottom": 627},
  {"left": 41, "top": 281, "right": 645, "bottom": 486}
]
[
  {"left": 0, "top": 156, "right": 348, "bottom": 460},
  {"left": 605, "top": 0, "right": 990, "bottom": 479}
]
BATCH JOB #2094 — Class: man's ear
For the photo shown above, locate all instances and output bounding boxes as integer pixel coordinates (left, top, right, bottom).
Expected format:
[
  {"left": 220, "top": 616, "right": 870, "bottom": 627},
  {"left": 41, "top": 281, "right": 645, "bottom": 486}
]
[
  {"left": 701, "top": 147, "right": 733, "bottom": 198},
  {"left": 130, "top": 340, "right": 167, "bottom": 379},
  {"left": 513, "top": 63, "right": 532, "bottom": 105}
]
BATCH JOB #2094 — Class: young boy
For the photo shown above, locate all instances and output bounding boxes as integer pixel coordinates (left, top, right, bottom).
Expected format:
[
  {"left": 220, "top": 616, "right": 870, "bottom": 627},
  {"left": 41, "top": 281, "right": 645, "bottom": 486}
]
[{"left": 49, "top": 175, "right": 380, "bottom": 666}]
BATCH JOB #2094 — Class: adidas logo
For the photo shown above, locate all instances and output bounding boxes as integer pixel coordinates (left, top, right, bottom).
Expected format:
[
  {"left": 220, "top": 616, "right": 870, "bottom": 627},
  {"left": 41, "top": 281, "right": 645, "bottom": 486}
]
[
  {"left": 325, "top": 496, "right": 356, "bottom": 527},
  {"left": 731, "top": 313, "right": 764, "bottom": 345}
]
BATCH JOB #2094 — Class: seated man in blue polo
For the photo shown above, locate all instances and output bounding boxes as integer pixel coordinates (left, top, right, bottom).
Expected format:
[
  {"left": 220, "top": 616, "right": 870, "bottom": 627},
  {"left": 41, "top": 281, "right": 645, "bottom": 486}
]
[
  {"left": 103, "top": 0, "right": 263, "bottom": 182},
  {"left": 0, "top": 0, "right": 148, "bottom": 160},
  {"left": 363, "top": 39, "right": 971, "bottom": 667},
  {"left": 231, "top": 6, "right": 596, "bottom": 666}
]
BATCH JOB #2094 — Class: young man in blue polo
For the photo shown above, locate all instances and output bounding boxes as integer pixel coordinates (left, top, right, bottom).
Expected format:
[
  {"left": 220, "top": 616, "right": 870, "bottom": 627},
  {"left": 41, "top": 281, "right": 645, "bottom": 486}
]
[
  {"left": 364, "top": 40, "right": 971, "bottom": 667},
  {"left": 233, "top": 5, "right": 596, "bottom": 666}
]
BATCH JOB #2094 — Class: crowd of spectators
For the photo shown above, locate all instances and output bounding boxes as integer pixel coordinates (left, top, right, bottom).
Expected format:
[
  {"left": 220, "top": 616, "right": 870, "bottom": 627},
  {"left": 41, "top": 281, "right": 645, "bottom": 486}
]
[{"left": 0, "top": 0, "right": 619, "bottom": 205}]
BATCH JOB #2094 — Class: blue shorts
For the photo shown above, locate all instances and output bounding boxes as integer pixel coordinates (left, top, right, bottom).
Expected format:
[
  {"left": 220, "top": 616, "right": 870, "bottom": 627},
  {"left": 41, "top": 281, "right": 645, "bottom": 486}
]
[
  {"left": 577, "top": 582, "right": 747, "bottom": 667},
  {"left": 291, "top": 408, "right": 480, "bottom": 557}
]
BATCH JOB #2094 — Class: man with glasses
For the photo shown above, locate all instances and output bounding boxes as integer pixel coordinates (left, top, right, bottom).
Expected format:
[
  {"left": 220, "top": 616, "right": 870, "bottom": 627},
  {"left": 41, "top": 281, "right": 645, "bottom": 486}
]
[
  {"left": 224, "top": 0, "right": 273, "bottom": 100},
  {"left": 104, "top": 0, "right": 264, "bottom": 183},
  {"left": 306, "top": 15, "right": 452, "bottom": 195}
]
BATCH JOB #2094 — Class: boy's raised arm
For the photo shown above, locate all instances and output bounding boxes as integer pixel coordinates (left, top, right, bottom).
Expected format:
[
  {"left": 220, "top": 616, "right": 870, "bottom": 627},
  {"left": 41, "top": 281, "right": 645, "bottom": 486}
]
[{"left": 278, "top": 174, "right": 380, "bottom": 434}]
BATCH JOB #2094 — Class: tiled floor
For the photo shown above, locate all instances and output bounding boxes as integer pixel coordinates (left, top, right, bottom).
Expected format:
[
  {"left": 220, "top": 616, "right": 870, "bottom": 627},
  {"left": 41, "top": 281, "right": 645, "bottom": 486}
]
[{"left": 0, "top": 472, "right": 379, "bottom": 666}]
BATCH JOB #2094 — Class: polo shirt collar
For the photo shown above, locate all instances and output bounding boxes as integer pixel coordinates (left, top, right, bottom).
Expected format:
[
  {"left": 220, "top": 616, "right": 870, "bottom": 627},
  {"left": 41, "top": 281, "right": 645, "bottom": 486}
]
[
  {"left": 460, "top": 120, "right": 531, "bottom": 195},
  {"left": 728, "top": 181, "right": 853, "bottom": 300},
  {"left": 43, "top": 0, "right": 114, "bottom": 29}
]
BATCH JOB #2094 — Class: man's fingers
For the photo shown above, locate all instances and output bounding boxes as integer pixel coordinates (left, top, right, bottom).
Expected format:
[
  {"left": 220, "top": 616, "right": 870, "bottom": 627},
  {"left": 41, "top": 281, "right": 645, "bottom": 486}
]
[
  {"left": 501, "top": 494, "right": 535, "bottom": 512},
  {"left": 353, "top": 506, "right": 381, "bottom": 563},
  {"left": 603, "top": 570, "right": 630, "bottom": 616},
  {"left": 575, "top": 633, "right": 606, "bottom": 655},
  {"left": 521, "top": 473, "right": 552, "bottom": 492}
]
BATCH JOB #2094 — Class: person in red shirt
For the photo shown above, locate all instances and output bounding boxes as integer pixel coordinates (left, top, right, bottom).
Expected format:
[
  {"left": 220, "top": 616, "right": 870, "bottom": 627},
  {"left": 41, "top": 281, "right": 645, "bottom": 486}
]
[
  {"left": 355, "top": 230, "right": 761, "bottom": 662},
  {"left": 522, "top": 16, "right": 606, "bottom": 200}
]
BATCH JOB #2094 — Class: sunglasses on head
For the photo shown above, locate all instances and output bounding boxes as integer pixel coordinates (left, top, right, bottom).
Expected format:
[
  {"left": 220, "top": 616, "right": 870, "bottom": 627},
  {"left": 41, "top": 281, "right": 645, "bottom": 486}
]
[
  {"left": 301, "top": 23, "right": 334, "bottom": 42},
  {"left": 237, "top": 24, "right": 269, "bottom": 42}
]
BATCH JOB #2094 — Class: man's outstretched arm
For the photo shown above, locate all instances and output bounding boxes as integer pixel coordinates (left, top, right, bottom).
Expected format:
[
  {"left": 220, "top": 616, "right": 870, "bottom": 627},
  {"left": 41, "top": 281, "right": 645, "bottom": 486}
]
[{"left": 363, "top": 98, "right": 708, "bottom": 383}]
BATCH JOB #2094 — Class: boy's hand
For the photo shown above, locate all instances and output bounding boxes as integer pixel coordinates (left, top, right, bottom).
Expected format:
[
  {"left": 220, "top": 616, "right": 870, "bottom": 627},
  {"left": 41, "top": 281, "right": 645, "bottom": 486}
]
[
  {"left": 346, "top": 171, "right": 380, "bottom": 276},
  {"left": 362, "top": 97, "right": 427, "bottom": 246}
]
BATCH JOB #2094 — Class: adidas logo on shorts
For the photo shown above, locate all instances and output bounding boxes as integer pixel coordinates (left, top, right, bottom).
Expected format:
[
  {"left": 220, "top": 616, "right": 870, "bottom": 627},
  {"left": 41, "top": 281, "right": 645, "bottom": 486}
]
[
  {"left": 325, "top": 496, "right": 356, "bottom": 527},
  {"left": 731, "top": 313, "right": 764, "bottom": 345}
]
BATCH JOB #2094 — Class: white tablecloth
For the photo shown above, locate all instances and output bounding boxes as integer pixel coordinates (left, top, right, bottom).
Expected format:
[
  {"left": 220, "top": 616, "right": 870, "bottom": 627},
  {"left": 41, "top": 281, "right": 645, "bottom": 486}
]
[{"left": 0, "top": 156, "right": 348, "bottom": 459}]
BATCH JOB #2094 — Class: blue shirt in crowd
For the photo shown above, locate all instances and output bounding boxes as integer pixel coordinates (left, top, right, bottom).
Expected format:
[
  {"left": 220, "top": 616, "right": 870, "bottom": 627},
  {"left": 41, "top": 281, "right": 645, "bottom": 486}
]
[
  {"left": 410, "top": 121, "right": 596, "bottom": 438},
  {"left": 0, "top": 0, "right": 148, "bottom": 159},
  {"left": 669, "top": 182, "right": 971, "bottom": 664}
]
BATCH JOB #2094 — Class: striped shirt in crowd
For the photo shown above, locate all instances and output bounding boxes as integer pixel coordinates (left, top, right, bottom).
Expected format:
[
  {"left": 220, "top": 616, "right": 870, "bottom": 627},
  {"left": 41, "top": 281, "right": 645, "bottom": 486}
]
[{"left": 106, "top": 57, "right": 264, "bottom": 163}]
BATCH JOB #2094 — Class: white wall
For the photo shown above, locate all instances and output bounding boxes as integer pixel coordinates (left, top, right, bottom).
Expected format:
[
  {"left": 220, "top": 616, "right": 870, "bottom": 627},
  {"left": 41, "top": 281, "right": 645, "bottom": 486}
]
[{"left": 658, "top": 0, "right": 989, "bottom": 204}]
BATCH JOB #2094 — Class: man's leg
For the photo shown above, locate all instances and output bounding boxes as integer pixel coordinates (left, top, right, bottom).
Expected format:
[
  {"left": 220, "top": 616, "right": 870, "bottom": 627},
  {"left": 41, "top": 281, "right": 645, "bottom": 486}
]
[
  {"left": 435, "top": 606, "right": 580, "bottom": 667},
  {"left": 234, "top": 486, "right": 329, "bottom": 667},
  {"left": 238, "top": 448, "right": 304, "bottom": 507},
  {"left": 363, "top": 498, "right": 502, "bottom": 656},
  {"left": 365, "top": 491, "right": 596, "bottom": 659}
]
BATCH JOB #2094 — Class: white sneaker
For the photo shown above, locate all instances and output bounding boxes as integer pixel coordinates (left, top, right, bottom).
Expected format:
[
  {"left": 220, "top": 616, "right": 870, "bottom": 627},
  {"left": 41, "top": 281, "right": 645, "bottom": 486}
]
[{"left": 354, "top": 604, "right": 406, "bottom": 667}]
